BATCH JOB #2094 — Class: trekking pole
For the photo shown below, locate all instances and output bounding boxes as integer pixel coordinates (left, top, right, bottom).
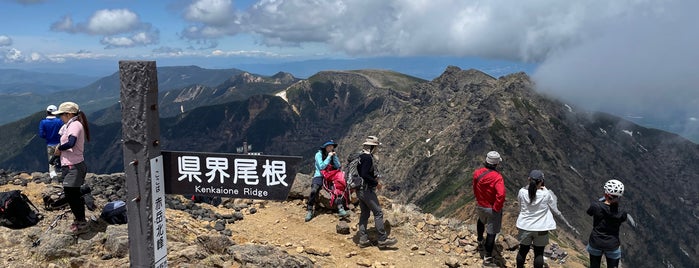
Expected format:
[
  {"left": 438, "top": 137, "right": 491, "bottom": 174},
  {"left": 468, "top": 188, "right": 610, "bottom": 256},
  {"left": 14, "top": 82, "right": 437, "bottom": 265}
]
[{"left": 31, "top": 210, "right": 68, "bottom": 247}]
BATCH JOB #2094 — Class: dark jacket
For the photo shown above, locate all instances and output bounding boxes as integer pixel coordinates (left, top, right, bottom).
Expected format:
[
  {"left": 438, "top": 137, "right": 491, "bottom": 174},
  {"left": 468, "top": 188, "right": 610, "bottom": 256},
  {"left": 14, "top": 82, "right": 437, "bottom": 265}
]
[
  {"left": 358, "top": 153, "right": 378, "bottom": 188},
  {"left": 587, "top": 200, "right": 628, "bottom": 250}
]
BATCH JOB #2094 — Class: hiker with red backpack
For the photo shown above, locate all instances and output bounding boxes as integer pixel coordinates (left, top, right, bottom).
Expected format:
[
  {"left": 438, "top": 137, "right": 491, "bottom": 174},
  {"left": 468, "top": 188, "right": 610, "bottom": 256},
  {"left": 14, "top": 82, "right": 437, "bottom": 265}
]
[
  {"left": 472, "top": 151, "right": 505, "bottom": 267},
  {"left": 305, "top": 140, "right": 346, "bottom": 222}
]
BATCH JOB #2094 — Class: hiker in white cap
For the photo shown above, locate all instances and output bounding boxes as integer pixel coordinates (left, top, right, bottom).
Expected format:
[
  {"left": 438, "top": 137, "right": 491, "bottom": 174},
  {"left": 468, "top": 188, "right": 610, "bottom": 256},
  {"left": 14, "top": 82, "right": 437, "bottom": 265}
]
[
  {"left": 472, "top": 150, "right": 505, "bottom": 267},
  {"left": 38, "top": 104, "right": 63, "bottom": 180}
]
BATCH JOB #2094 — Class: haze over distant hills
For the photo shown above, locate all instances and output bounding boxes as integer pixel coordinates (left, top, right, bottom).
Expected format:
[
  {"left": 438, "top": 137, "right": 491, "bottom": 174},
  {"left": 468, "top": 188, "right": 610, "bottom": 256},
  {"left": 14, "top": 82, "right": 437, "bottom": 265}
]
[{"left": 0, "top": 65, "right": 696, "bottom": 268}]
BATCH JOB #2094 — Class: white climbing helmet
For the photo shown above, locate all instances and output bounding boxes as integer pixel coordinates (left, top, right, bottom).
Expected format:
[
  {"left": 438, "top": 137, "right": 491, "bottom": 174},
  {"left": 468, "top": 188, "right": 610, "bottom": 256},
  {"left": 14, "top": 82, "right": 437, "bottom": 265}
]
[
  {"left": 46, "top": 105, "right": 57, "bottom": 113},
  {"left": 604, "top": 179, "right": 624, "bottom": 196}
]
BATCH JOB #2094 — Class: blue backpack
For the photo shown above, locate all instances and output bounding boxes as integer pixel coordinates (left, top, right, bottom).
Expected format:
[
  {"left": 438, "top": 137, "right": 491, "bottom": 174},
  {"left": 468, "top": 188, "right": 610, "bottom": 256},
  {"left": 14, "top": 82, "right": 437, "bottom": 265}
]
[{"left": 101, "top": 200, "right": 127, "bottom": 224}]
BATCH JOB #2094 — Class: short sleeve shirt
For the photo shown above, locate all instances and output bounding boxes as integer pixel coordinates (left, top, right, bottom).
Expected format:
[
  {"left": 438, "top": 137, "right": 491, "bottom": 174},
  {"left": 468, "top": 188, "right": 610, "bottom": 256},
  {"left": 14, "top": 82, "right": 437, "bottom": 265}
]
[{"left": 59, "top": 119, "right": 85, "bottom": 166}]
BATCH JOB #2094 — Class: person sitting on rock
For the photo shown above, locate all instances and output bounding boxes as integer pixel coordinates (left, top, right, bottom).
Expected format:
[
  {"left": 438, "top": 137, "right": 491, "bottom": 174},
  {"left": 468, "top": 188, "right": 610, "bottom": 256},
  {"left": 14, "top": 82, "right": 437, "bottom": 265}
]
[{"left": 305, "top": 140, "right": 345, "bottom": 222}]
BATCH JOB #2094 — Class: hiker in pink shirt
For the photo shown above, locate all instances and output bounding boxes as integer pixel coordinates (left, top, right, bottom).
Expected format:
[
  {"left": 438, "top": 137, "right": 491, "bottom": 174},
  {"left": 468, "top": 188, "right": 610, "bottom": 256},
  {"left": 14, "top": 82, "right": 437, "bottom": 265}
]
[{"left": 53, "top": 101, "right": 91, "bottom": 234}]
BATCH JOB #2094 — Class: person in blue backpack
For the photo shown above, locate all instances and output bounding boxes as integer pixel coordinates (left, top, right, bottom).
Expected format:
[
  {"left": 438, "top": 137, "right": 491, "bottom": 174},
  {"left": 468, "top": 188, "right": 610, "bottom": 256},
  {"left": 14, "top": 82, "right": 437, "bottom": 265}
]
[
  {"left": 305, "top": 140, "right": 344, "bottom": 222},
  {"left": 38, "top": 104, "right": 63, "bottom": 180}
]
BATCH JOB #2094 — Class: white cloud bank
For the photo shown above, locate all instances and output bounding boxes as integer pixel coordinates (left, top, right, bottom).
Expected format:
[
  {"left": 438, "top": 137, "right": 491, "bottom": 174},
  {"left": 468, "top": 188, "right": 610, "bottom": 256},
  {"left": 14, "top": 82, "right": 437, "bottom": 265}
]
[{"left": 51, "top": 9, "right": 159, "bottom": 48}]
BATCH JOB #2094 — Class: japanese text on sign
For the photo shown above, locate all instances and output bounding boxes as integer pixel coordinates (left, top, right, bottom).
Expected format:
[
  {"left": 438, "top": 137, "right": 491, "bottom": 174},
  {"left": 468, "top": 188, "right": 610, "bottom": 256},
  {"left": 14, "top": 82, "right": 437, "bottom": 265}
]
[{"left": 162, "top": 151, "right": 301, "bottom": 201}]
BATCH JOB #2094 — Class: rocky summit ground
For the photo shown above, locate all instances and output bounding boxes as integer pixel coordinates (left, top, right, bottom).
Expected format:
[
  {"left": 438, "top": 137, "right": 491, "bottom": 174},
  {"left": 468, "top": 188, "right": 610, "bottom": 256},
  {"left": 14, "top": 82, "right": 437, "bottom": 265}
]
[{"left": 0, "top": 172, "right": 587, "bottom": 267}]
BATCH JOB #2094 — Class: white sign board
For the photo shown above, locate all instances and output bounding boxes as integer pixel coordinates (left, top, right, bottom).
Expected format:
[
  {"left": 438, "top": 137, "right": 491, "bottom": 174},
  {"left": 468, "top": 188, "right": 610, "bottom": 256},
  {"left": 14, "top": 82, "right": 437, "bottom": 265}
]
[{"left": 150, "top": 156, "right": 168, "bottom": 268}]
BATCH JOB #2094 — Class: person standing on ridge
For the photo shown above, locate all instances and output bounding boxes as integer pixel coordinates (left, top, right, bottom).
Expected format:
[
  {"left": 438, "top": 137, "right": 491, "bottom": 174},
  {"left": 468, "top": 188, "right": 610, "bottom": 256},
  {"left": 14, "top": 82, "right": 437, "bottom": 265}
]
[
  {"left": 39, "top": 104, "right": 63, "bottom": 180},
  {"left": 305, "top": 140, "right": 344, "bottom": 222},
  {"left": 356, "top": 136, "right": 397, "bottom": 249},
  {"left": 515, "top": 170, "right": 576, "bottom": 268},
  {"left": 586, "top": 179, "right": 630, "bottom": 268},
  {"left": 472, "top": 150, "right": 505, "bottom": 267},
  {"left": 53, "top": 101, "right": 91, "bottom": 234}
]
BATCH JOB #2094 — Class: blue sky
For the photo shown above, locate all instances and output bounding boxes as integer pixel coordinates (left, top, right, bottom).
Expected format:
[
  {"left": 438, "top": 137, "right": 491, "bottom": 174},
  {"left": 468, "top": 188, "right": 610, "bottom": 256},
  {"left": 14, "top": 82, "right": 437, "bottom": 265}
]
[{"left": 0, "top": 0, "right": 697, "bottom": 139}]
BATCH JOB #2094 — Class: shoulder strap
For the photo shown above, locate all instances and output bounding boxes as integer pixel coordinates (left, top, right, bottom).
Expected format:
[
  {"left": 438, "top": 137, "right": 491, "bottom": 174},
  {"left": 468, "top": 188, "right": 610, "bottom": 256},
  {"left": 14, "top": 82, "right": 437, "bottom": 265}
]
[
  {"left": 476, "top": 169, "right": 493, "bottom": 183},
  {"left": 20, "top": 193, "right": 42, "bottom": 215}
]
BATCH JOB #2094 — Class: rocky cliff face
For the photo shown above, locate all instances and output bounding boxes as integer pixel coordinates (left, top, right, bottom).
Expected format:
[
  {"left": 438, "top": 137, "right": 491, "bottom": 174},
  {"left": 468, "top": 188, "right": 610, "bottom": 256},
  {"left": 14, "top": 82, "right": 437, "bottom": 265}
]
[{"left": 313, "top": 66, "right": 699, "bottom": 268}]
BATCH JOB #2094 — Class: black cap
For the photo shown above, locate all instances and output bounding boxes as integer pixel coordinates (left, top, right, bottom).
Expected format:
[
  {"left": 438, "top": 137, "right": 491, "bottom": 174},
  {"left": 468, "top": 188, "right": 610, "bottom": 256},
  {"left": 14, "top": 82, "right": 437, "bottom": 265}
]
[{"left": 529, "top": 170, "right": 544, "bottom": 181}]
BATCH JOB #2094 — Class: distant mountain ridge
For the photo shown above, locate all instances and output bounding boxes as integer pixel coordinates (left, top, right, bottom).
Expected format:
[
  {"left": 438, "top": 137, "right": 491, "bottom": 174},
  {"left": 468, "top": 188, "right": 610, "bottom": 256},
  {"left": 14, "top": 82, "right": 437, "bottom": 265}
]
[
  {"left": 0, "top": 66, "right": 696, "bottom": 267},
  {"left": 0, "top": 68, "right": 98, "bottom": 94},
  {"left": 0, "top": 66, "right": 247, "bottom": 125}
]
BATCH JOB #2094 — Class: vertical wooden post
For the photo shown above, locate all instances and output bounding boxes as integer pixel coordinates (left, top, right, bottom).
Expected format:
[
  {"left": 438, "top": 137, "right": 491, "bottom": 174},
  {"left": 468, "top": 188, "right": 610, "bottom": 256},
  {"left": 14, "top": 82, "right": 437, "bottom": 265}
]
[{"left": 119, "top": 61, "right": 164, "bottom": 267}]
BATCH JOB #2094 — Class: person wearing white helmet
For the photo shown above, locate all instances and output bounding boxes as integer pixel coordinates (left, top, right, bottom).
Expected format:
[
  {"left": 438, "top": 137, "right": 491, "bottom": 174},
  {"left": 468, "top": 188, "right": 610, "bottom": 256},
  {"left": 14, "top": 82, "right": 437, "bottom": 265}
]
[
  {"left": 586, "top": 179, "right": 629, "bottom": 268},
  {"left": 38, "top": 104, "right": 63, "bottom": 179}
]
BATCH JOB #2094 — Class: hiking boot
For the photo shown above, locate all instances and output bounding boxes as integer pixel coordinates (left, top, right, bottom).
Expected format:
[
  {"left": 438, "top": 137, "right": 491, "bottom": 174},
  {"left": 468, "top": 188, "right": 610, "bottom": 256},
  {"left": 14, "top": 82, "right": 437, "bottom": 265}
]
[
  {"left": 337, "top": 208, "right": 348, "bottom": 217},
  {"left": 377, "top": 237, "right": 398, "bottom": 248},
  {"left": 304, "top": 210, "right": 313, "bottom": 222},
  {"left": 358, "top": 238, "right": 372, "bottom": 248},
  {"left": 482, "top": 256, "right": 497, "bottom": 267},
  {"left": 70, "top": 221, "right": 89, "bottom": 235}
]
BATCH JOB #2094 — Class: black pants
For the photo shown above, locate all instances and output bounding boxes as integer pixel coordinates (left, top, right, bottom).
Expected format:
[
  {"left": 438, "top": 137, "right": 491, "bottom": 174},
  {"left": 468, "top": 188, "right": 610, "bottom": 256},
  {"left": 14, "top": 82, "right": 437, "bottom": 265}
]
[
  {"left": 477, "top": 219, "right": 496, "bottom": 257},
  {"left": 516, "top": 244, "right": 545, "bottom": 268},
  {"left": 589, "top": 254, "right": 620, "bottom": 268},
  {"left": 64, "top": 186, "right": 85, "bottom": 222},
  {"left": 307, "top": 177, "right": 323, "bottom": 211}
]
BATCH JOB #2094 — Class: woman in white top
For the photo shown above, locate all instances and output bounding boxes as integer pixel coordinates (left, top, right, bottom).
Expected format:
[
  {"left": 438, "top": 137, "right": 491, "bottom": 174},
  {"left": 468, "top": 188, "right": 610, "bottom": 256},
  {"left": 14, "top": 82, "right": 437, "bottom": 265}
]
[{"left": 515, "top": 170, "right": 574, "bottom": 268}]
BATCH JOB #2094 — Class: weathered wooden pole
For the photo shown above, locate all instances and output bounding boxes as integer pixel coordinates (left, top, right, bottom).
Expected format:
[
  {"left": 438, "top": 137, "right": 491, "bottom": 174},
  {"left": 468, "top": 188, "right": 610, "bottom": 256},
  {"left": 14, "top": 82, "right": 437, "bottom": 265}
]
[{"left": 119, "top": 61, "right": 168, "bottom": 268}]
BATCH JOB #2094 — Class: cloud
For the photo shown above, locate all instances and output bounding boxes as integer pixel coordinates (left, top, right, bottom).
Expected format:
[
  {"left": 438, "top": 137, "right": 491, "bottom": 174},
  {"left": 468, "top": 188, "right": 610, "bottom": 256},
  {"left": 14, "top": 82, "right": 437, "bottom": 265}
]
[
  {"left": 180, "top": 0, "right": 243, "bottom": 42},
  {"left": 50, "top": 15, "right": 76, "bottom": 33},
  {"left": 532, "top": 0, "right": 699, "bottom": 126},
  {"left": 0, "top": 35, "right": 12, "bottom": 46},
  {"left": 210, "top": 49, "right": 283, "bottom": 57},
  {"left": 12, "top": 0, "right": 46, "bottom": 4},
  {"left": 2, "top": 48, "right": 24, "bottom": 63},
  {"left": 179, "top": 0, "right": 655, "bottom": 61},
  {"left": 87, "top": 9, "right": 141, "bottom": 35},
  {"left": 51, "top": 9, "right": 158, "bottom": 48},
  {"left": 153, "top": 46, "right": 184, "bottom": 55},
  {"left": 101, "top": 29, "right": 160, "bottom": 48}
]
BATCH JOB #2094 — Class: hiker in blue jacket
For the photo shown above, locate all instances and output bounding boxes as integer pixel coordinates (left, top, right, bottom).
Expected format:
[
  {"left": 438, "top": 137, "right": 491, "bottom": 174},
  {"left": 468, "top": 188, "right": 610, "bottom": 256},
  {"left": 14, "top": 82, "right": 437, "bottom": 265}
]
[
  {"left": 356, "top": 136, "right": 397, "bottom": 249},
  {"left": 305, "top": 140, "right": 343, "bottom": 222},
  {"left": 38, "top": 105, "right": 63, "bottom": 180},
  {"left": 586, "top": 179, "right": 628, "bottom": 268}
]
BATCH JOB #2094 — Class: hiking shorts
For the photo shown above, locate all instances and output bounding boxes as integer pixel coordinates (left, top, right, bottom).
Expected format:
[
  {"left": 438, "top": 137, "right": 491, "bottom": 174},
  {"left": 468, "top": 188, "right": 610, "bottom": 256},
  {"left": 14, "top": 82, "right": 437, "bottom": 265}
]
[
  {"left": 476, "top": 206, "right": 502, "bottom": 234},
  {"left": 586, "top": 244, "right": 622, "bottom": 259},
  {"left": 517, "top": 229, "right": 549, "bottom": 247},
  {"left": 61, "top": 162, "right": 87, "bottom": 187}
]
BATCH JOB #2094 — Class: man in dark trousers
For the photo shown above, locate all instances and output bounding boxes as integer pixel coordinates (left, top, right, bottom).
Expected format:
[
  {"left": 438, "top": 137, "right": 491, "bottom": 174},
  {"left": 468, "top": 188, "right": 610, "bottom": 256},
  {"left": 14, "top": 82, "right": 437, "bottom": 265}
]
[{"left": 472, "top": 151, "right": 505, "bottom": 267}]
